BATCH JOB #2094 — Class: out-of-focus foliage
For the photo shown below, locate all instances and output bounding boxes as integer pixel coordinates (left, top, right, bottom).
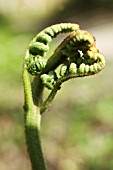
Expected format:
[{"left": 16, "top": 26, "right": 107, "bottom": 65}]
[{"left": 0, "top": 0, "right": 113, "bottom": 170}]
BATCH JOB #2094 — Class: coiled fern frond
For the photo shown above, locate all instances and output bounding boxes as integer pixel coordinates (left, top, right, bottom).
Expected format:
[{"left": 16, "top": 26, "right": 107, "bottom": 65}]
[
  {"left": 23, "top": 23, "right": 105, "bottom": 170},
  {"left": 24, "top": 23, "right": 105, "bottom": 92}
]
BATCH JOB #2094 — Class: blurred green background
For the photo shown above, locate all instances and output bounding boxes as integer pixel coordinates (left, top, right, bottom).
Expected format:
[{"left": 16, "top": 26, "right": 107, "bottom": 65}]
[{"left": 0, "top": 0, "right": 113, "bottom": 170}]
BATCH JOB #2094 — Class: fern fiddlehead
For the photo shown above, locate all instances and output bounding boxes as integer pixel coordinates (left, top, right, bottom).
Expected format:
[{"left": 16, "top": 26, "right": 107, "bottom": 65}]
[{"left": 23, "top": 23, "right": 105, "bottom": 170}]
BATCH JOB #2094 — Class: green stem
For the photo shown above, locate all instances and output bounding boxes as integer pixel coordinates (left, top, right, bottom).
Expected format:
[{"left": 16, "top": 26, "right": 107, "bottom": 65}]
[
  {"left": 23, "top": 67, "right": 33, "bottom": 112},
  {"left": 32, "top": 75, "right": 44, "bottom": 106},
  {"left": 25, "top": 107, "right": 47, "bottom": 170},
  {"left": 23, "top": 67, "right": 47, "bottom": 170}
]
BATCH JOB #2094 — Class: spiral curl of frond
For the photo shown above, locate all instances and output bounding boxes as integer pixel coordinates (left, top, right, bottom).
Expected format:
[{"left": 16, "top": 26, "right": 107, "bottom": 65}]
[{"left": 24, "top": 23, "right": 105, "bottom": 90}]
